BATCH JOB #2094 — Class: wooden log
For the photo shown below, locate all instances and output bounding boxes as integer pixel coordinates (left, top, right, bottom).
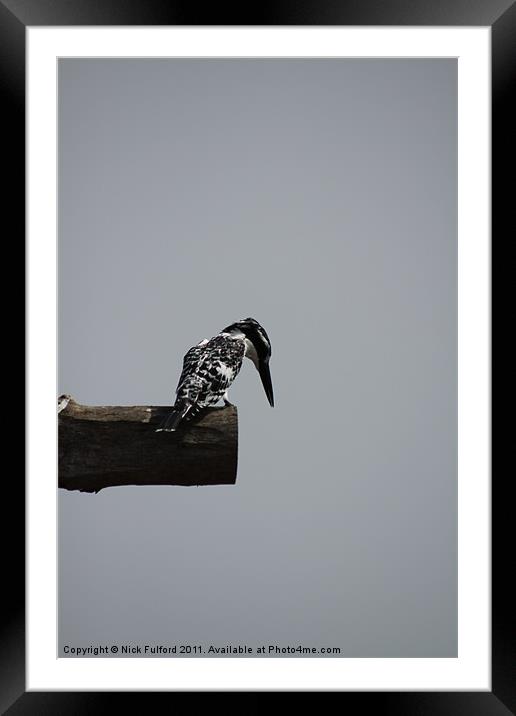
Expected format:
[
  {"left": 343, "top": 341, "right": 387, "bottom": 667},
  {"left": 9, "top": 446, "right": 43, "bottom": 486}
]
[{"left": 58, "top": 395, "right": 238, "bottom": 493}]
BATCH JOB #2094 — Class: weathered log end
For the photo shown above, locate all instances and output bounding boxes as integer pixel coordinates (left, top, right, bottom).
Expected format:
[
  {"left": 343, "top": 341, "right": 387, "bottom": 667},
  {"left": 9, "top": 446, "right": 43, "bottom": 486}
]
[{"left": 58, "top": 396, "right": 238, "bottom": 493}]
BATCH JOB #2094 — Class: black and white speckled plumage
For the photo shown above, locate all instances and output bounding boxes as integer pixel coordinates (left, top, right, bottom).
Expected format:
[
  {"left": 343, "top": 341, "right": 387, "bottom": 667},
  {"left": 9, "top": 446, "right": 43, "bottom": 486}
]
[
  {"left": 176, "top": 335, "right": 245, "bottom": 413},
  {"left": 157, "top": 317, "right": 274, "bottom": 432}
]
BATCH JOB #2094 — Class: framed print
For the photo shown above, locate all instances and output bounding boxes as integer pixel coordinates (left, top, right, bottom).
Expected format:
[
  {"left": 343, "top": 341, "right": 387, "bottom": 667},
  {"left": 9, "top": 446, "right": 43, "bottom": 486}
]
[{"left": 6, "top": 0, "right": 509, "bottom": 711}]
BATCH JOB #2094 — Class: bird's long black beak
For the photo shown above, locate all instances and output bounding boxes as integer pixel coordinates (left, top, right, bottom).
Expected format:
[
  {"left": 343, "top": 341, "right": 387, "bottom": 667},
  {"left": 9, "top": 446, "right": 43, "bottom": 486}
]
[{"left": 259, "top": 361, "right": 274, "bottom": 407}]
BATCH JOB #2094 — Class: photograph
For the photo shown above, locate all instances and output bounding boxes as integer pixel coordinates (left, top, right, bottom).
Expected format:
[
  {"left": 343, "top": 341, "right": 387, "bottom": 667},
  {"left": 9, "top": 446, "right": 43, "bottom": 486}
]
[{"left": 57, "top": 56, "right": 458, "bottom": 660}]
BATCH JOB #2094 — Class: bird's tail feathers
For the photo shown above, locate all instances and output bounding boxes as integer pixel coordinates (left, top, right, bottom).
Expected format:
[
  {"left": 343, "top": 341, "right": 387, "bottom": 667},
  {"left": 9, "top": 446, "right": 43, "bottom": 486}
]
[
  {"left": 155, "top": 400, "right": 202, "bottom": 432},
  {"left": 155, "top": 408, "right": 184, "bottom": 432}
]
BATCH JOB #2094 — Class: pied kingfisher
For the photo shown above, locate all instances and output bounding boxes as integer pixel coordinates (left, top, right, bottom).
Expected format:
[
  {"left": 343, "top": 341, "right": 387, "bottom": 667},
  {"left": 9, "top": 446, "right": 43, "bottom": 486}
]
[{"left": 156, "top": 317, "right": 274, "bottom": 432}]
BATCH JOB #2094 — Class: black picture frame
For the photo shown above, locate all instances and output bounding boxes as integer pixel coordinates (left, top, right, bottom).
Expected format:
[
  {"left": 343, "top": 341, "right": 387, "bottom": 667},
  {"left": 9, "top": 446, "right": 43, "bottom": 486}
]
[{"left": 7, "top": 1, "right": 509, "bottom": 711}]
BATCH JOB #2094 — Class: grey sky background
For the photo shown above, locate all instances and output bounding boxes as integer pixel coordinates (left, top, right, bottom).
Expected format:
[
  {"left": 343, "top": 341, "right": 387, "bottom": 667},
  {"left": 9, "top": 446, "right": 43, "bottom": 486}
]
[{"left": 58, "top": 58, "right": 457, "bottom": 657}]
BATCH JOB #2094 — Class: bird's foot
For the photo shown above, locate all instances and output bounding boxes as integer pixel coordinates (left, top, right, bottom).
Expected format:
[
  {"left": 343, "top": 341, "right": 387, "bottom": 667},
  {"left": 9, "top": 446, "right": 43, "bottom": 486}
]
[{"left": 222, "top": 390, "right": 234, "bottom": 407}]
